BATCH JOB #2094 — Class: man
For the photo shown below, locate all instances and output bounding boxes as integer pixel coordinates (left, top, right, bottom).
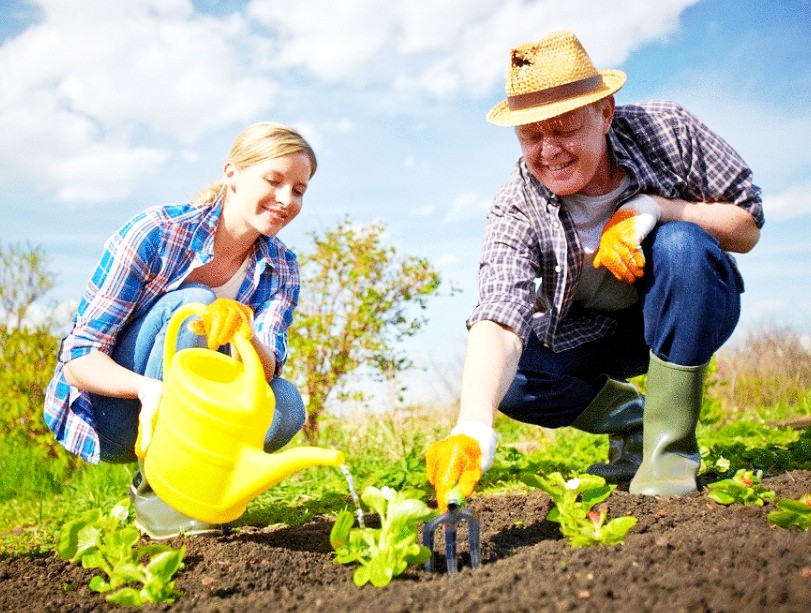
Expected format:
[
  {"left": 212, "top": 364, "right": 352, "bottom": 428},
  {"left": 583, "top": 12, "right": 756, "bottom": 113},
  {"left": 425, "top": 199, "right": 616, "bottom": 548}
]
[{"left": 425, "top": 30, "right": 763, "bottom": 510}]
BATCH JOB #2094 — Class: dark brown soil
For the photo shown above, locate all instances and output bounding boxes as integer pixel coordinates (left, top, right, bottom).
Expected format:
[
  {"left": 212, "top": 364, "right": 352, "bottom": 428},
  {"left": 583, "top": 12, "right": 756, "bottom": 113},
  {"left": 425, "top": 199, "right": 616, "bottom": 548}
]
[{"left": 2, "top": 471, "right": 809, "bottom": 612}]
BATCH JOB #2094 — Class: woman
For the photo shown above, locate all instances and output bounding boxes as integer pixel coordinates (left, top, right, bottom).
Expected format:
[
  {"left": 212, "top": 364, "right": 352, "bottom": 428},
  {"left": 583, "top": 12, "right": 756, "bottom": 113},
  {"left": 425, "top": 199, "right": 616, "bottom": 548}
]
[{"left": 44, "top": 121, "right": 316, "bottom": 538}]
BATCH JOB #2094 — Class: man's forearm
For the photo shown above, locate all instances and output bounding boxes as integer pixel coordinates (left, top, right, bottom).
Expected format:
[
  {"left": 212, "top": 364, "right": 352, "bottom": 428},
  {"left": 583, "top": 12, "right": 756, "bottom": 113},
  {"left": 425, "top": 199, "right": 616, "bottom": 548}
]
[
  {"left": 457, "top": 320, "right": 523, "bottom": 426},
  {"left": 652, "top": 196, "right": 760, "bottom": 253}
]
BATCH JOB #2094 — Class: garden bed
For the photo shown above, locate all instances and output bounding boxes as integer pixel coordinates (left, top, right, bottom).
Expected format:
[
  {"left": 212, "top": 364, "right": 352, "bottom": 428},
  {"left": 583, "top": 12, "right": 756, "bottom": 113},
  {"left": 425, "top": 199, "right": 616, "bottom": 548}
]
[{"left": 2, "top": 470, "right": 809, "bottom": 612}]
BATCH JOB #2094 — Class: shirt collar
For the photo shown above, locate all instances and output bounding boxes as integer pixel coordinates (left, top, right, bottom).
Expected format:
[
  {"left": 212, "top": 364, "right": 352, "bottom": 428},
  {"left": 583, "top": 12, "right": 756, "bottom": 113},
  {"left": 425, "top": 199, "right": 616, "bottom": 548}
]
[{"left": 189, "top": 200, "right": 223, "bottom": 261}]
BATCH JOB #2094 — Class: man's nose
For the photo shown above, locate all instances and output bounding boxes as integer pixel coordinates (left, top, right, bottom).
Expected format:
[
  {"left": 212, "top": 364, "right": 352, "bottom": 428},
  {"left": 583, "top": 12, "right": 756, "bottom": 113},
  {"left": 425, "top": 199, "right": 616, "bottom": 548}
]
[{"left": 540, "top": 135, "right": 563, "bottom": 158}]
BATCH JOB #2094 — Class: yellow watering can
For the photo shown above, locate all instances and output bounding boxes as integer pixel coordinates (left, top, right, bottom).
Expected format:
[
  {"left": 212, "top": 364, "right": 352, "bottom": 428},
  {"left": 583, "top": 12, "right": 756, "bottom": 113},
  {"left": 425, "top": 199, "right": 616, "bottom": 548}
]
[{"left": 143, "top": 302, "right": 345, "bottom": 524}]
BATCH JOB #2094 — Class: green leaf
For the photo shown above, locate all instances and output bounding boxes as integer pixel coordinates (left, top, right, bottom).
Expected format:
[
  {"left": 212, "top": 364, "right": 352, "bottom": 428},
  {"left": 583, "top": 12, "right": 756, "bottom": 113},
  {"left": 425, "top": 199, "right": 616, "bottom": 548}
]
[
  {"left": 146, "top": 548, "right": 186, "bottom": 579},
  {"left": 56, "top": 511, "right": 102, "bottom": 561},
  {"left": 369, "top": 558, "right": 395, "bottom": 588},
  {"left": 88, "top": 575, "right": 111, "bottom": 593},
  {"left": 353, "top": 565, "right": 370, "bottom": 587},
  {"left": 579, "top": 485, "right": 614, "bottom": 511},
  {"left": 105, "top": 587, "right": 146, "bottom": 606},
  {"left": 330, "top": 510, "right": 355, "bottom": 549},
  {"left": 55, "top": 500, "right": 187, "bottom": 605},
  {"left": 331, "top": 485, "right": 435, "bottom": 589},
  {"left": 767, "top": 495, "right": 811, "bottom": 530}
]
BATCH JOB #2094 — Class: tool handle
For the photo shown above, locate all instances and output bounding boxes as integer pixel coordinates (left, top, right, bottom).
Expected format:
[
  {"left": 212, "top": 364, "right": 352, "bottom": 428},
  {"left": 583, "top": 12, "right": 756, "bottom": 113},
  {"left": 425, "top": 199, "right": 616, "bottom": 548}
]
[{"left": 445, "top": 484, "right": 466, "bottom": 509}]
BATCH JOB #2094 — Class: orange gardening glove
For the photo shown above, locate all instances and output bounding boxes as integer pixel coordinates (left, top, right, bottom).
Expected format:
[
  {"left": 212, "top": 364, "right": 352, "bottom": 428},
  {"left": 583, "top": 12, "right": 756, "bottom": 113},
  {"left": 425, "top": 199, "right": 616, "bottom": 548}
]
[
  {"left": 593, "top": 194, "right": 660, "bottom": 284},
  {"left": 134, "top": 379, "right": 163, "bottom": 459},
  {"left": 188, "top": 298, "right": 254, "bottom": 350},
  {"left": 425, "top": 422, "right": 498, "bottom": 512}
]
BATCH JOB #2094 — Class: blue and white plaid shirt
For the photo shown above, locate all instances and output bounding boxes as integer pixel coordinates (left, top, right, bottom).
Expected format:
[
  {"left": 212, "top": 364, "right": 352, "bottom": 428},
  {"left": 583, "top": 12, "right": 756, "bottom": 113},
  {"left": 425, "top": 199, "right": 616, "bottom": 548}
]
[
  {"left": 44, "top": 200, "right": 300, "bottom": 463},
  {"left": 467, "top": 100, "right": 764, "bottom": 351}
]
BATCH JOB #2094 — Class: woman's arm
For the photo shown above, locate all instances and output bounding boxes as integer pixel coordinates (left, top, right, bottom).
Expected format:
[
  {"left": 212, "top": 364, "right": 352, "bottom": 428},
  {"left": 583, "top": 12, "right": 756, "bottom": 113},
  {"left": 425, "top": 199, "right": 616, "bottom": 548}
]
[{"left": 63, "top": 350, "right": 153, "bottom": 398}]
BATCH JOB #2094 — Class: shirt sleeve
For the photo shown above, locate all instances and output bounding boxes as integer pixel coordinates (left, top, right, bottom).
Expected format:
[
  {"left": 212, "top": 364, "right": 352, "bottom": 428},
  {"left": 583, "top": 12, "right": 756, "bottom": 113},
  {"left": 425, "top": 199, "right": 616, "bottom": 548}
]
[
  {"left": 622, "top": 101, "right": 764, "bottom": 229},
  {"left": 60, "top": 213, "right": 161, "bottom": 361},
  {"left": 467, "top": 171, "right": 541, "bottom": 345},
  {"left": 251, "top": 249, "right": 300, "bottom": 374}
]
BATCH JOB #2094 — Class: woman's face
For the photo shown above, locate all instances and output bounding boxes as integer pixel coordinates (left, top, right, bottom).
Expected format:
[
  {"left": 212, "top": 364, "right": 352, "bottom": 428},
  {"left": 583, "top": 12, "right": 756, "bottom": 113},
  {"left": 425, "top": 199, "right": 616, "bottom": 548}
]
[
  {"left": 514, "top": 99, "right": 615, "bottom": 197},
  {"left": 224, "top": 151, "right": 313, "bottom": 237}
]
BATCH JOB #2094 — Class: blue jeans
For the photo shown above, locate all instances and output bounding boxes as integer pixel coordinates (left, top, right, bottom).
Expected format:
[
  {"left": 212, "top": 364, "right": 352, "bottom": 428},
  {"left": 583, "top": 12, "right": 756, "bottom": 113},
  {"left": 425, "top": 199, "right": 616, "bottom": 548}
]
[
  {"left": 92, "top": 285, "right": 306, "bottom": 462},
  {"left": 499, "top": 222, "right": 742, "bottom": 428}
]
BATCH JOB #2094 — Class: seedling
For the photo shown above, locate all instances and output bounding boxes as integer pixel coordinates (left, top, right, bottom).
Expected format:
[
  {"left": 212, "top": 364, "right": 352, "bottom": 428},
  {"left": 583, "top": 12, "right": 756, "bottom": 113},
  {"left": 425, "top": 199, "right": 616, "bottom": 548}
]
[
  {"left": 330, "top": 485, "right": 434, "bottom": 588},
  {"left": 520, "top": 472, "right": 636, "bottom": 547},
  {"left": 767, "top": 493, "right": 811, "bottom": 531},
  {"left": 56, "top": 499, "right": 186, "bottom": 606},
  {"left": 706, "top": 469, "right": 776, "bottom": 506}
]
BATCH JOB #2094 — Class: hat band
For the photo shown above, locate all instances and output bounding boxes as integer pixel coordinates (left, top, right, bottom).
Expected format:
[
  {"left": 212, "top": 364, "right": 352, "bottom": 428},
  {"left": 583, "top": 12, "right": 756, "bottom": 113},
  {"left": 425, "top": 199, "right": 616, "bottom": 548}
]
[{"left": 507, "top": 75, "right": 603, "bottom": 111}]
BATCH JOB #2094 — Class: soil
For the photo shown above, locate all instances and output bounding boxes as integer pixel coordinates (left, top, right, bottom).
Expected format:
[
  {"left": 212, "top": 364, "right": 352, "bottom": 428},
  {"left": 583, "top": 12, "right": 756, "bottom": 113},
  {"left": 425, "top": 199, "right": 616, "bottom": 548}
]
[{"left": 2, "top": 471, "right": 809, "bottom": 612}]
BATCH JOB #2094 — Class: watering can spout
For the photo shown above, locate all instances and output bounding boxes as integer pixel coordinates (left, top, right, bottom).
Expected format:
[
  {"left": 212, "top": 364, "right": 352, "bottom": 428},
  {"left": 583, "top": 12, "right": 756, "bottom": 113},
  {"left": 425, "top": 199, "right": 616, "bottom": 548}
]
[{"left": 229, "top": 446, "right": 346, "bottom": 507}]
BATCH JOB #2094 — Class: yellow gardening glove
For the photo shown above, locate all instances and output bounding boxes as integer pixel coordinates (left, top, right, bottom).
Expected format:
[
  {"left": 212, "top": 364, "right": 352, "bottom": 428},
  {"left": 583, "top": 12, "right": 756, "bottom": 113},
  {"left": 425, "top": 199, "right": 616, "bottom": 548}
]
[
  {"left": 593, "top": 194, "right": 660, "bottom": 284},
  {"left": 134, "top": 379, "right": 163, "bottom": 459},
  {"left": 425, "top": 422, "right": 497, "bottom": 513},
  {"left": 188, "top": 298, "right": 254, "bottom": 350}
]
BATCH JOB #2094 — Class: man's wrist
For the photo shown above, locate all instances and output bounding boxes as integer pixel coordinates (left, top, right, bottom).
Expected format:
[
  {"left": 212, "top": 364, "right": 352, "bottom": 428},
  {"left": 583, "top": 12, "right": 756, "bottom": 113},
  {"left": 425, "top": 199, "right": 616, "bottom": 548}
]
[{"left": 451, "top": 421, "right": 498, "bottom": 471}]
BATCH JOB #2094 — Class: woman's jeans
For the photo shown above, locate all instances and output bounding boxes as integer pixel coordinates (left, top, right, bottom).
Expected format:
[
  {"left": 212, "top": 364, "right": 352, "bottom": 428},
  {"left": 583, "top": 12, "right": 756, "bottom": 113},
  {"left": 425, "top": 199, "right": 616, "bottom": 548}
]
[
  {"left": 500, "top": 222, "right": 742, "bottom": 428},
  {"left": 91, "top": 285, "right": 306, "bottom": 463}
]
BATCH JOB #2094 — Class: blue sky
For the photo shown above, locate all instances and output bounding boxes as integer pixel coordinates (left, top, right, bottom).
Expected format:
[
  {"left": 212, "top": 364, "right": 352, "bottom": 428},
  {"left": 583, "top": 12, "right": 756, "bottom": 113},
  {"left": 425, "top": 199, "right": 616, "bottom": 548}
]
[{"left": 2, "top": 0, "right": 809, "bottom": 406}]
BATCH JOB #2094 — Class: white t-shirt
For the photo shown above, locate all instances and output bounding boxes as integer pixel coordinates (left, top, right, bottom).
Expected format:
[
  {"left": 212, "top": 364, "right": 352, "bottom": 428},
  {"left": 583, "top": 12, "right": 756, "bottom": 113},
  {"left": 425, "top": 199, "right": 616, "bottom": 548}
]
[
  {"left": 561, "top": 177, "right": 639, "bottom": 312},
  {"left": 212, "top": 257, "right": 251, "bottom": 299}
]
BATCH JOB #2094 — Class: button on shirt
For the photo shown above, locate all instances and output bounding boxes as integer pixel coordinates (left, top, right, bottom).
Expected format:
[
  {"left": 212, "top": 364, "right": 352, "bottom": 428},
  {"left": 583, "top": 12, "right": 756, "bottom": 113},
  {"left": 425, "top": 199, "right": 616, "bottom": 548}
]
[
  {"left": 467, "top": 100, "right": 764, "bottom": 352},
  {"left": 43, "top": 201, "right": 300, "bottom": 463}
]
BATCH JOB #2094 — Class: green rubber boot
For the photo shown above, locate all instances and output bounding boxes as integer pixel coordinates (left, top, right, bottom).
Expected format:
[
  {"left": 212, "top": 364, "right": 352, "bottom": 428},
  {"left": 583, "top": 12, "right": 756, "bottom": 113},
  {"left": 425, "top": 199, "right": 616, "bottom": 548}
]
[
  {"left": 571, "top": 377, "right": 644, "bottom": 482},
  {"left": 129, "top": 462, "right": 220, "bottom": 540},
  {"left": 629, "top": 352, "right": 705, "bottom": 496}
]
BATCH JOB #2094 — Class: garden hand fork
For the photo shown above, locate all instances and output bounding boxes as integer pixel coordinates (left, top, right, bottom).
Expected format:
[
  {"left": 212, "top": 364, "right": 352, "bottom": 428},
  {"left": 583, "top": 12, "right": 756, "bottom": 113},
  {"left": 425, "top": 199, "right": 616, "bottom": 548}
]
[{"left": 422, "top": 485, "right": 481, "bottom": 574}]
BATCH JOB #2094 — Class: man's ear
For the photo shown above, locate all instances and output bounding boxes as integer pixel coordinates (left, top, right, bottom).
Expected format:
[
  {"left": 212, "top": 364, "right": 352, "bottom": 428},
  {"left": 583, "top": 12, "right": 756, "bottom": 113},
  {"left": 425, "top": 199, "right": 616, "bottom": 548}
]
[{"left": 599, "top": 96, "right": 616, "bottom": 134}]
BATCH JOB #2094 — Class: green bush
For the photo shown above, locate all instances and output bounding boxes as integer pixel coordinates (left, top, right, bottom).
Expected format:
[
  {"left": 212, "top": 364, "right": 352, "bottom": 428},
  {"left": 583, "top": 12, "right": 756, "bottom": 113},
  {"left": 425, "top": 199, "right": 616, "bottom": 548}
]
[{"left": 0, "top": 325, "right": 61, "bottom": 457}]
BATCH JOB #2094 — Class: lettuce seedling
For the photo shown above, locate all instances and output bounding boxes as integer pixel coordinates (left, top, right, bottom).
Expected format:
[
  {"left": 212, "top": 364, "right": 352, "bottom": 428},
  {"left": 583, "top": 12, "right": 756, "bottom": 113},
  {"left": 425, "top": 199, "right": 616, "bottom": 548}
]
[
  {"left": 767, "top": 493, "right": 811, "bottom": 531},
  {"left": 330, "top": 485, "right": 434, "bottom": 587},
  {"left": 706, "top": 469, "right": 776, "bottom": 506},
  {"left": 56, "top": 499, "right": 186, "bottom": 606},
  {"left": 520, "top": 472, "right": 636, "bottom": 547}
]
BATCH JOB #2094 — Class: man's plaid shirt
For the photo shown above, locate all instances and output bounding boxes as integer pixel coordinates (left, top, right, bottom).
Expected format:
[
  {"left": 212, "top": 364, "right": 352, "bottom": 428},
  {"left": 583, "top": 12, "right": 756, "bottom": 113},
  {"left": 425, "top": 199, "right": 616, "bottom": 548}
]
[{"left": 467, "top": 100, "right": 764, "bottom": 351}]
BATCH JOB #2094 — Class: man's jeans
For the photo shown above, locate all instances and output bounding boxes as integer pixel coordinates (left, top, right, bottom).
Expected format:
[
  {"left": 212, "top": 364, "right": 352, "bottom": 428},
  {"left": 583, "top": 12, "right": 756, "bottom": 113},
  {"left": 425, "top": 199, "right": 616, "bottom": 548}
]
[
  {"left": 91, "top": 284, "right": 306, "bottom": 463},
  {"left": 500, "top": 221, "right": 742, "bottom": 428}
]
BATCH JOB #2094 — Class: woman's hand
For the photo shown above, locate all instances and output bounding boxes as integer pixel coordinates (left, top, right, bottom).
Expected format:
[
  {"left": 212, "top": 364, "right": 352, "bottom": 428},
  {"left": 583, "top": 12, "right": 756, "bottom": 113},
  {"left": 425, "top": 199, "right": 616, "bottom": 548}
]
[
  {"left": 189, "top": 298, "right": 254, "bottom": 349},
  {"left": 134, "top": 378, "right": 163, "bottom": 459}
]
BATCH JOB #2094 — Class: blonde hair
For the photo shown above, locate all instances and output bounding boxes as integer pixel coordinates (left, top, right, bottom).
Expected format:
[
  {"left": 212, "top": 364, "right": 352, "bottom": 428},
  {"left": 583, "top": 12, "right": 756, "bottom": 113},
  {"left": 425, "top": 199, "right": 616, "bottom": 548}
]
[{"left": 195, "top": 121, "right": 317, "bottom": 206}]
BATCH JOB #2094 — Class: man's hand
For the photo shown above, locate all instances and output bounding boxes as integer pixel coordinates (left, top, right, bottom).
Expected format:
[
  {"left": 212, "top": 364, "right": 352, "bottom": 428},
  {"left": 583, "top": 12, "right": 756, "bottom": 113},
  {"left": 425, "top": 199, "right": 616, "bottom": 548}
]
[
  {"left": 134, "top": 379, "right": 163, "bottom": 459},
  {"left": 425, "top": 422, "right": 497, "bottom": 512},
  {"left": 593, "top": 194, "right": 661, "bottom": 283},
  {"left": 189, "top": 298, "right": 253, "bottom": 350}
]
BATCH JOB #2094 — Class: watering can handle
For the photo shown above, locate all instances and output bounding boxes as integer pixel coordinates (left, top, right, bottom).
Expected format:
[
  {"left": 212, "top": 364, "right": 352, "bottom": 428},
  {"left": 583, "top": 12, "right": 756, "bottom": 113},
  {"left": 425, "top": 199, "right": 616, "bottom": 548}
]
[{"left": 163, "top": 302, "right": 266, "bottom": 408}]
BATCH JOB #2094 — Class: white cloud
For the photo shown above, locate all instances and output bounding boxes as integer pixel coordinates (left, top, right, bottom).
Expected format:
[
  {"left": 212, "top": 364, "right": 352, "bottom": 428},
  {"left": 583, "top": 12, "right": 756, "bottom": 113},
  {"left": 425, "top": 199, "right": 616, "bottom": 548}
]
[
  {"left": 0, "top": 0, "right": 276, "bottom": 203},
  {"left": 0, "top": 0, "right": 717, "bottom": 205},
  {"left": 248, "top": 0, "right": 698, "bottom": 95},
  {"left": 444, "top": 192, "right": 490, "bottom": 223},
  {"left": 762, "top": 180, "right": 811, "bottom": 221}
]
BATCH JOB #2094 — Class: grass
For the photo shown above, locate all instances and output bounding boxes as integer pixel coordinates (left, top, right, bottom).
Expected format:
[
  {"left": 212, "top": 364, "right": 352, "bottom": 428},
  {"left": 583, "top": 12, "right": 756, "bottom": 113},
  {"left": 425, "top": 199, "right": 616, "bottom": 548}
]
[{"left": 1, "top": 323, "right": 810, "bottom": 557}]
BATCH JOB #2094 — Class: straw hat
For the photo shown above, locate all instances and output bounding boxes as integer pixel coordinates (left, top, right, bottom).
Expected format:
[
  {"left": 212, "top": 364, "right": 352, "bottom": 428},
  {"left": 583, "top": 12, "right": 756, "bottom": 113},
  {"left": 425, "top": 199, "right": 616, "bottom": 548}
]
[{"left": 487, "top": 31, "right": 626, "bottom": 127}]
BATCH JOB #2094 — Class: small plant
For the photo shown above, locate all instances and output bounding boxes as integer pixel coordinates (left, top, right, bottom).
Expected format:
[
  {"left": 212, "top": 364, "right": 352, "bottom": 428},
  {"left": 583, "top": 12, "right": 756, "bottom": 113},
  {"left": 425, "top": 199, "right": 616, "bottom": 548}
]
[
  {"left": 706, "top": 469, "right": 776, "bottom": 506},
  {"left": 56, "top": 498, "right": 186, "bottom": 606},
  {"left": 520, "top": 472, "right": 637, "bottom": 547},
  {"left": 330, "top": 485, "right": 434, "bottom": 587},
  {"left": 767, "top": 493, "right": 811, "bottom": 531}
]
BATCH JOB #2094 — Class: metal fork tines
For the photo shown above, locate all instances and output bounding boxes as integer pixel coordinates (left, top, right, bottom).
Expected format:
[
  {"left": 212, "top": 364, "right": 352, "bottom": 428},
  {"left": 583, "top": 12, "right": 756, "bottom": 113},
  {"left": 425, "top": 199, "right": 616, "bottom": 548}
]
[{"left": 422, "top": 503, "right": 481, "bottom": 574}]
